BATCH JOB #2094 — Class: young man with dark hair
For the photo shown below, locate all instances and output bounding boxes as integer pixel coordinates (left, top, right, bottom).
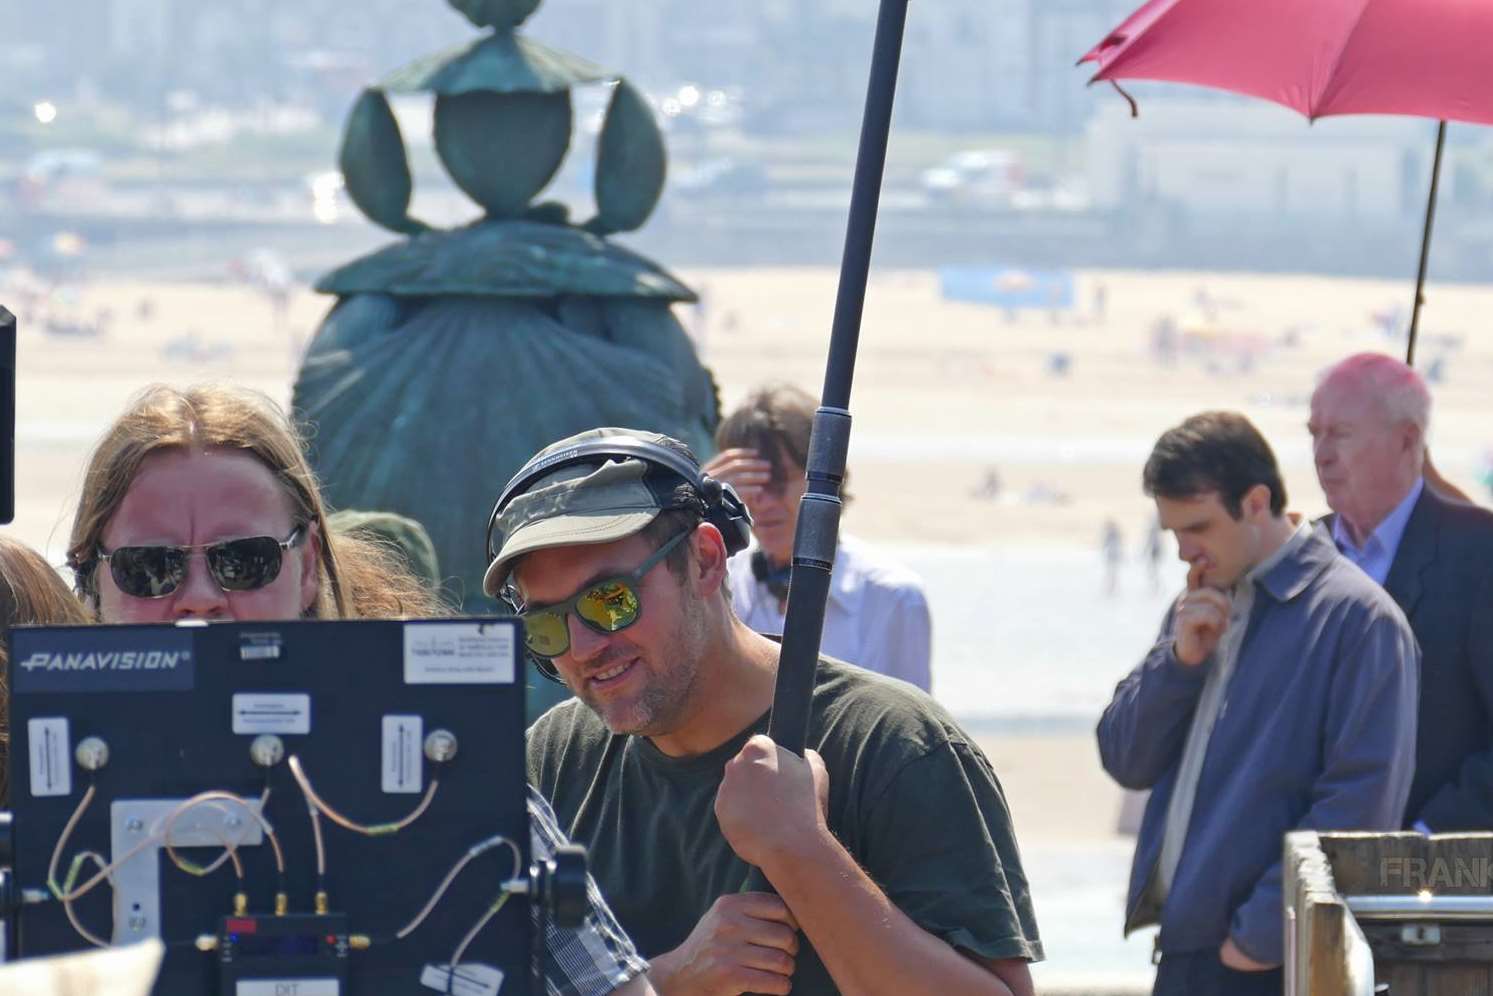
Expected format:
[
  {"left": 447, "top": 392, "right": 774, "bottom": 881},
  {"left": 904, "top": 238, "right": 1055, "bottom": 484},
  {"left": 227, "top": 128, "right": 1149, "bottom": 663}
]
[
  {"left": 705, "top": 384, "right": 933, "bottom": 691},
  {"left": 488, "top": 427, "right": 1041, "bottom": 996},
  {"left": 1100, "top": 410, "right": 1418, "bottom": 996}
]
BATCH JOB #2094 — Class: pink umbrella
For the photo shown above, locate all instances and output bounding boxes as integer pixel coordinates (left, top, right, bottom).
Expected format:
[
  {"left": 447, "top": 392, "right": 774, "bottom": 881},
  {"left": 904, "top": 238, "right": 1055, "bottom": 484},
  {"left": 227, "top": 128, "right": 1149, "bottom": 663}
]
[{"left": 1080, "top": 0, "right": 1493, "bottom": 364}]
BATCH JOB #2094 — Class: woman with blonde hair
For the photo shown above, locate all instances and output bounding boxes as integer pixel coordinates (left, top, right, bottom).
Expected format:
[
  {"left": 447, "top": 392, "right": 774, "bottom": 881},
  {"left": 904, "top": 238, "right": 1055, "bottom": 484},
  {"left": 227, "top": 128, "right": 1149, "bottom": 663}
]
[
  {"left": 66, "top": 384, "right": 443, "bottom": 622},
  {"left": 0, "top": 535, "right": 90, "bottom": 803}
]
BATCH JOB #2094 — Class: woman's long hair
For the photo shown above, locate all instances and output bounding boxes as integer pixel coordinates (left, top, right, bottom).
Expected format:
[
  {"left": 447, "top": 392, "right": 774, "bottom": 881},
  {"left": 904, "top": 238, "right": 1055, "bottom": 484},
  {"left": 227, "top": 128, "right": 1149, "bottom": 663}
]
[
  {"left": 67, "top": 384, "right": 447, "bottom": 619},
  {"left": 0, "top": 536, "right": 90, "bottom": 804}
]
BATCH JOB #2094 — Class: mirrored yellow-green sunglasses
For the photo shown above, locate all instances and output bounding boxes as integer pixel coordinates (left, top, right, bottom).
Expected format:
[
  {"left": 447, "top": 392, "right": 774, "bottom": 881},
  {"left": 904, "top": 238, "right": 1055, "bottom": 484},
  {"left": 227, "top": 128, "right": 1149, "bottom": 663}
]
[{"left": 512, "top": 530, "right": 689, "bottom": 659}]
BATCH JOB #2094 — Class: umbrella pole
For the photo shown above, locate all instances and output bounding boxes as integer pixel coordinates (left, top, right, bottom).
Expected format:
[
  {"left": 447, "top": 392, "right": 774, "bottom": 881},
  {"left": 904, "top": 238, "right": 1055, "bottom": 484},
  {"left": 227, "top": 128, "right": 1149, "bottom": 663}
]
[{"left": 1407, "top": 121, "right": 1447, "bottom": 366}]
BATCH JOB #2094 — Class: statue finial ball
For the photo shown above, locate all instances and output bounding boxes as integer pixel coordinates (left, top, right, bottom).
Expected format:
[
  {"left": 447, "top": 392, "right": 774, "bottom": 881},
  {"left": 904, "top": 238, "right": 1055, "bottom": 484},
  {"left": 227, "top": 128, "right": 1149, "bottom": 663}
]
[{"left": 447, "top": 0, "right": 541, "bottom": 30}]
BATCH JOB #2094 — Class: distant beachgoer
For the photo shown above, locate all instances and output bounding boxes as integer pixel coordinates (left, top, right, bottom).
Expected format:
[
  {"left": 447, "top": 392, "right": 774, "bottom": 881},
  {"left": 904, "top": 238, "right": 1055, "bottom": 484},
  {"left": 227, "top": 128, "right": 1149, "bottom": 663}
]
[
  {"left": 1099, "top": 411, "right": 1416, "bottom": 995},
  {"left": 690, "top": 282, "right": 710, "bottom": 346},
  {"left": 973, "top": 467, "right": 1004, "bottom": 501},
  {"left": 1023, "top": 481, "right": 1070, "bottom": 506},
  {"left": 1193, "top": 285, "right": 1217, "bottom": 321},
  {"left": 1143, "top": 516, "right": 1164, "bottom": 592},
  {"left": 1151, "top": 315, "right": 1179, "bottom": 366},
  {"left": 705, "top": 384, "right": 933, "bottom": 692},
  {"left": 1425, "top": 355, "right": 1447, "bottom": 385},
  {"left": 490, "top": 426, "right": 1042, "bottom": 996},
  {"left": 1092, "top": 281, "right": 1109, "bottom": 324},
  {"left": 1313, "top": 353, "right": 1493, "bottom": 832},
  {"left": 1370, "top": 304, "right": 1404, "bottom": 339},
  {"left": 0, "top": 536, "right": 90, "bottom": 805},
  {"left": 1101, "top": 519, "right": 1123, "bottom": 597}
]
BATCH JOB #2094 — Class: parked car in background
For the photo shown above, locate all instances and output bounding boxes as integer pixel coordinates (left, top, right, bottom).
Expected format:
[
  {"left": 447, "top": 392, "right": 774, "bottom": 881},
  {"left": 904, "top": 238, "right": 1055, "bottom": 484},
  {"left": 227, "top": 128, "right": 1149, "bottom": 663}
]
[{"left": 920, "top": 148, "right": 1023, "bottom": 207}]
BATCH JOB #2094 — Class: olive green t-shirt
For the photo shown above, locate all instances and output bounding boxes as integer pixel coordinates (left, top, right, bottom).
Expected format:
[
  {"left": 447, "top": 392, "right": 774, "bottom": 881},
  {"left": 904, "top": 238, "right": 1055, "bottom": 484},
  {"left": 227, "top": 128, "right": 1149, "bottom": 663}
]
[{"left": 527, "top": 658, "right": 1043, "bottom": 994}]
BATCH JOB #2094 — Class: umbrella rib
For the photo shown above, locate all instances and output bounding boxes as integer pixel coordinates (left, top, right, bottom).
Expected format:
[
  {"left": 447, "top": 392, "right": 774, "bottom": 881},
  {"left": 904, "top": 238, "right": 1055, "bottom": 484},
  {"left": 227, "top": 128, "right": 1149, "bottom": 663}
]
[
  {"left": 1081, "top": 0, "right": 1189, "bottom": 87},
  {"left": 1310, "top": 0, "right": 1378, "bottom": 118}
]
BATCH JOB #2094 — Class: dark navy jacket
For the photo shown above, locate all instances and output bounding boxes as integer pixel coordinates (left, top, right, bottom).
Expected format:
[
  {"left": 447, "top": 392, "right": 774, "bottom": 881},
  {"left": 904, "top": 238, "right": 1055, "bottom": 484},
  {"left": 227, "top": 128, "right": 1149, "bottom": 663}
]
[
  {"left": 1328, "top": 488, "right": 1493, "bottom": 830},
  {"left": 1097, "top": 527, "right": 1418, "bottom": 964}
]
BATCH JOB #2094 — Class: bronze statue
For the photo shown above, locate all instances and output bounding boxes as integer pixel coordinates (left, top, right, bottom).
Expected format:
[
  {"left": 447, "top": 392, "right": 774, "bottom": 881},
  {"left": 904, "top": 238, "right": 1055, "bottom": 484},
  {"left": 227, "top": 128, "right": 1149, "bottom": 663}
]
[{"left": 293, "top": 0, "right": 717, "bottom": 710}]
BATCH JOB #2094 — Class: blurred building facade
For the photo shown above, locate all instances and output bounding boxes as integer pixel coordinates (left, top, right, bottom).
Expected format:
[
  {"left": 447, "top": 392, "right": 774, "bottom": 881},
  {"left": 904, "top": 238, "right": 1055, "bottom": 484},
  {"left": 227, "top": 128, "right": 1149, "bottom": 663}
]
[
  {"left": 1086, "top": 98, "right": 1444, "bottom": 223},
  {"left": 7, "top": 0, "right": 471, "bottom": 110},
  {"left": 6, "top": 0, "right": 1490, "bottom": 240},
  {"left": 5, "top": 0, "right": 1367, "bottom": 143},
  {"left": 533, "top": 0, "right": 1138, "bottom": 133}
]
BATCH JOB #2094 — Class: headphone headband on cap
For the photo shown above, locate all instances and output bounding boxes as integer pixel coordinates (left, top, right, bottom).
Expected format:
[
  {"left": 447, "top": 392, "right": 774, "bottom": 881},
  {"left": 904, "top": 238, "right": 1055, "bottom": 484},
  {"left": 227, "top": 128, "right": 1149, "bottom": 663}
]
[{"left": 483, "top": 432, "right": 753, "bottom": 684}]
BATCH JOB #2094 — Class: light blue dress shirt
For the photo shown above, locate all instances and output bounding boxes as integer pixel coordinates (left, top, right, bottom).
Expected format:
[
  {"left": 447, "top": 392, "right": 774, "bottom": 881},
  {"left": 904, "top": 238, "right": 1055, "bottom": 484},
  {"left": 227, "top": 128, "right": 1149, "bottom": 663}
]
[
  {"left": 1330, "top": 476, "right": 1430, "bottom": 832},
  {"left": 727, "top": 534, "right": 933, "bottom": 692},
  {"left": 1331, "top": 477, "right": 1425, "bottom": 585}
]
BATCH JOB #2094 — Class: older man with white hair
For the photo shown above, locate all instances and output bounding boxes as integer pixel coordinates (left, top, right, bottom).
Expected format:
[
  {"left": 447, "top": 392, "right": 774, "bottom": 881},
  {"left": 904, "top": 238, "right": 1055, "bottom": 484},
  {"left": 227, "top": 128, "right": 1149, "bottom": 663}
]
[{"left": 1311, "top": 352, "right": 1493, "bottom": 831}]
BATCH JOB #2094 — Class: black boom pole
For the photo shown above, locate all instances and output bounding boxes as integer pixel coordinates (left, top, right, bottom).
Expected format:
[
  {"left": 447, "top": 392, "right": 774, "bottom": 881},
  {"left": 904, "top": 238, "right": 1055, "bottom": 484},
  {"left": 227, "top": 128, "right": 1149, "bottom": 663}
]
[
  {"left": 769, "top": 0, "right": 910, "bottom": 755},
  {"left": 739, "top": 0, "right": 909, "bottom": 903},
  {"left": 0, "top": 308, "right": 14, "bottom": 525}
]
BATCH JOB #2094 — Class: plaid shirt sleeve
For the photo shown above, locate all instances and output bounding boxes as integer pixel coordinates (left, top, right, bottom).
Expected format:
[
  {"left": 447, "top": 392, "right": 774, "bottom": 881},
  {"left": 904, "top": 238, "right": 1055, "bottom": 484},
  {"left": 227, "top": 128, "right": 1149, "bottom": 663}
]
[{"left": 527, "top": 786, "right": 650, "bottom": 996}]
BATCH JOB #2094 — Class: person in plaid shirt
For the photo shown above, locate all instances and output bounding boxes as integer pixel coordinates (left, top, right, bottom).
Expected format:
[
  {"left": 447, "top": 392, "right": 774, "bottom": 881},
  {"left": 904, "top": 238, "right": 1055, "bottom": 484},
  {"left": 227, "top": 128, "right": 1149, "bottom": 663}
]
[{"left": 529, "top": 786, "right": 653, "bottom": 995}]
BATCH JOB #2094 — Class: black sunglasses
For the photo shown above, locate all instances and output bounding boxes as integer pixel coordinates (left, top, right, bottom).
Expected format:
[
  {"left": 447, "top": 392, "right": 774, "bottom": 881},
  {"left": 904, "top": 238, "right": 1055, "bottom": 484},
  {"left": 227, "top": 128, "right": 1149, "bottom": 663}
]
[{"left": 98, "top": 526, "right": 306, "bottom": 599}]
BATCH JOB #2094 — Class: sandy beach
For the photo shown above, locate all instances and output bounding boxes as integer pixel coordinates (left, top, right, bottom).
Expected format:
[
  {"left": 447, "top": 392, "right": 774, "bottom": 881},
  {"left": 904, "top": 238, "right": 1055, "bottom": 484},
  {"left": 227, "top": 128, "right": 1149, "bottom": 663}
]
[
  {"left": 16, "top": 264, "right": 1487, "bottom": 720},
  {"left": 977, "top": 732, "right": 1118, "bottom": 841},
  {"left": 13, "top": 264, "right": 1493, "bottom": 558}
]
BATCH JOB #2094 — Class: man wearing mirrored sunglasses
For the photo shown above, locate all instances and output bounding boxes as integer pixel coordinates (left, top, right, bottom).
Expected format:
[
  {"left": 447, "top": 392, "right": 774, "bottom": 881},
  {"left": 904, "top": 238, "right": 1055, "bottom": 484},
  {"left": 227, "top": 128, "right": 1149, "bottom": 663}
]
[{"left": 488, "top": 428, "right": 1041, "bottom": 996}]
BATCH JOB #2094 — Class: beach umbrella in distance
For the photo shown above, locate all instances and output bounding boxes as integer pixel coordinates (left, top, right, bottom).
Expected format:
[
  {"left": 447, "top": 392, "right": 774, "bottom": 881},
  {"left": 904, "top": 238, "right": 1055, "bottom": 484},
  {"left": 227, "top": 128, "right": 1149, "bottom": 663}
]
[{"left": 1079, "top": 0, "right": 1493, "bottom": 365}]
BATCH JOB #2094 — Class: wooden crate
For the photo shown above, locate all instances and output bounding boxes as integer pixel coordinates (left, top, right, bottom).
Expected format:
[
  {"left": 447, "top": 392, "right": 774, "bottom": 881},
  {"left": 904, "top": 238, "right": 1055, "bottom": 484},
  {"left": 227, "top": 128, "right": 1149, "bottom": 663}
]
[{"left": 1287, "top": 831, "right": 1493, "bottom": 995}]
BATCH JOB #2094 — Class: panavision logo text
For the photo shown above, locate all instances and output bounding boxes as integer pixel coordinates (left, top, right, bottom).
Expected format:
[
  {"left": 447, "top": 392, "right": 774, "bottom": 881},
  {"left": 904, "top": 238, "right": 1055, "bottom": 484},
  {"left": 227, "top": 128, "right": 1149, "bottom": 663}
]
[{"left": 20, "top": 650, "right": 190, "bottom": 672}]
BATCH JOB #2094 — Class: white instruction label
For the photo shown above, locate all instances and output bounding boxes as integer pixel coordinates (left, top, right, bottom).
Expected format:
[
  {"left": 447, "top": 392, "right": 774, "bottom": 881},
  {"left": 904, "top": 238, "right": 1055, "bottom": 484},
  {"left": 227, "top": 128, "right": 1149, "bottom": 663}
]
[
  {"left": 28, "top": 717, "right": 71, "bottom": 797},
  {"left": 420, "top": 963, "right": 503, "bottom": 996},
  {"left": 404, "top": 622, "right": 515, "bottom": 685},
  {"left": 382, "top": 715, "right": 424, "bottom": 794},
  {"left": 237, "top": 981, "right": 340, "bottom": 996},
  {"left": 232, "top": 693, "right": 311, "bottom": 735}
]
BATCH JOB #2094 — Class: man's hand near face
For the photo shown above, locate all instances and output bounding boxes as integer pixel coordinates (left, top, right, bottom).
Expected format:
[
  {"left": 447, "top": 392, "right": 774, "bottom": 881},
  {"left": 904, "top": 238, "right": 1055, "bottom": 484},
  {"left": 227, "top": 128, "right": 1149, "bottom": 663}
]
[
  {"left": 1174, "top": 561, "right": 1232, "bottom": 667},
  {"left": 702, "top": 448, "right": 774, "bottom": 505}
]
